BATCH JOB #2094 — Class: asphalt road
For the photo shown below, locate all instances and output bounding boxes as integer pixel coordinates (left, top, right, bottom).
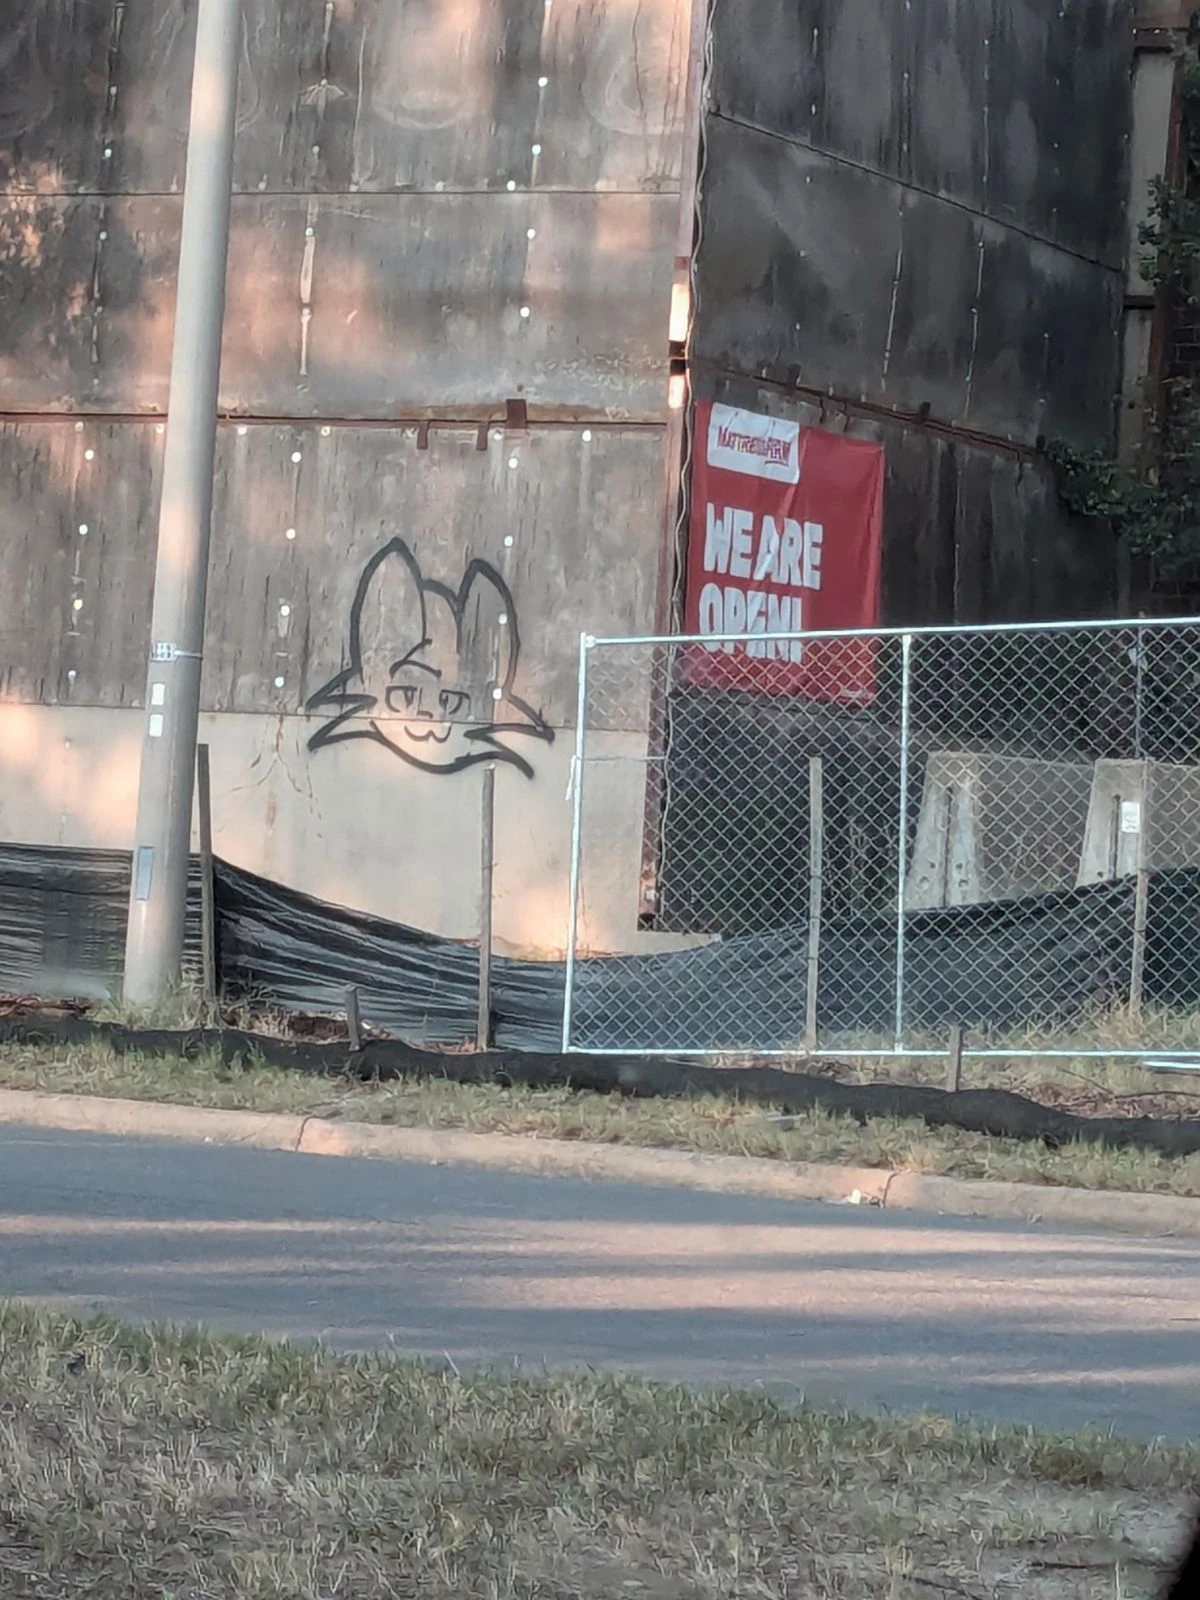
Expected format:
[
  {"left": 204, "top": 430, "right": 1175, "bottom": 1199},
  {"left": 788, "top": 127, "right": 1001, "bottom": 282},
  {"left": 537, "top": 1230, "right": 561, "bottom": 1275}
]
[{"left": 1, "top": 1124, "right": 1197, "bottom": 1439}]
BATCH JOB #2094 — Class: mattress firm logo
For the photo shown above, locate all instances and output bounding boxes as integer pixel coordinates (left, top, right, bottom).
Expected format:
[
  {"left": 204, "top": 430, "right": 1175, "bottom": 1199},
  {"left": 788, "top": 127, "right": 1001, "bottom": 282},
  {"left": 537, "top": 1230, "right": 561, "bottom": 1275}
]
[{"left": 706, "top": 402, "right": 801, "bottom": 485}]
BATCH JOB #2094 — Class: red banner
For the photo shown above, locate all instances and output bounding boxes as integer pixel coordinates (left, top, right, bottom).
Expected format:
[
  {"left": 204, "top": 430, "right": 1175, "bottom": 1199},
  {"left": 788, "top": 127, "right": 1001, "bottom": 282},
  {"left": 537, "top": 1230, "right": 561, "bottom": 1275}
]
[{"left": 683, "top": 401, "right": 885, "bottom": 701}]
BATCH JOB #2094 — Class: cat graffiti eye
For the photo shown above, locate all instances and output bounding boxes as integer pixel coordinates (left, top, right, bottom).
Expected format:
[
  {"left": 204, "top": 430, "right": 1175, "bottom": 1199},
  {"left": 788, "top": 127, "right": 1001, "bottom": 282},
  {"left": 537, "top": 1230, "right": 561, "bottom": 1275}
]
[
  {"left": 385, "top": 684, "right": 421, "bottom": 714},
  {"left": 439, "top": 689, "right": 471, "bottom": 719}
]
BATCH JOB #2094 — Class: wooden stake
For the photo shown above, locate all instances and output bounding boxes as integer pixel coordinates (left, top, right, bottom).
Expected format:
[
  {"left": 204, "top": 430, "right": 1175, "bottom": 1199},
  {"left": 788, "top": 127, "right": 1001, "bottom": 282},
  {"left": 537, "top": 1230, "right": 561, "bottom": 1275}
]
[
  {"left": 946, "top": 1022, "right": 964, "bottom": 1094},
  {"left": 196, "top": 743, "right": 216, "bottom": 1007},
  {"left": 346, "top": 985, "right": 363, "bottom": 1053},
  {"left": 478, "top": 764, "right": 495, "bottom": 1051}
]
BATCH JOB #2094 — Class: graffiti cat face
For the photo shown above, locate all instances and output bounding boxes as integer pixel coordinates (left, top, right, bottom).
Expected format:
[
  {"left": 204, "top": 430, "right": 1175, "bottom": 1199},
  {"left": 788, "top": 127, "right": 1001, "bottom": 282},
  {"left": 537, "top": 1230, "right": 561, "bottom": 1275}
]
[{"left": 305, "top": 537, "right": 553, "bottom": 778}]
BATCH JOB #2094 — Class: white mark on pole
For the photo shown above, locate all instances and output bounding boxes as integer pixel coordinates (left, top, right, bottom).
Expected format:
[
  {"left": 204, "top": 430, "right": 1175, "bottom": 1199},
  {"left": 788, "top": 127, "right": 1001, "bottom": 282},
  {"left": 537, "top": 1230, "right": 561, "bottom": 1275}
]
[
  {"left": 150, "top": 682, "right": 167, "bottom": 707},
  {"left": 148, "top": 714, "right": 165, "bottom": 738}
]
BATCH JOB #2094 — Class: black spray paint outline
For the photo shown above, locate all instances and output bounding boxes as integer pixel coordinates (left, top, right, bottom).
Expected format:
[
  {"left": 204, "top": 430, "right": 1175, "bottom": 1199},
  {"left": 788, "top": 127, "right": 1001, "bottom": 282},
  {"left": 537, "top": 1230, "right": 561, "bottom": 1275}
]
[{"left": 305, "top": 537, "right": 554, "bottom": 778}]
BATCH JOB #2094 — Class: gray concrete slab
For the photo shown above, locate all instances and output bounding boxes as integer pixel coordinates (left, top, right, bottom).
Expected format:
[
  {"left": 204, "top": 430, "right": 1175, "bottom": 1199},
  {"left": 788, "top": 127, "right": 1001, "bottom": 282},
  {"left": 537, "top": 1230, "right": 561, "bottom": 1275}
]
[{"left": 1, "top": 1125, "right": 1197, "bottom": 1440}]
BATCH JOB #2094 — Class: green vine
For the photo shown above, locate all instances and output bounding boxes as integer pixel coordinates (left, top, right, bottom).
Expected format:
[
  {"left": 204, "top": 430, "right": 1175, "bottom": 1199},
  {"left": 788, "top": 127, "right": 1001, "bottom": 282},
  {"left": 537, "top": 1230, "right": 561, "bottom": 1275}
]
[
  {"left": 1045, "top": 395, "right": 1200, "bottom": 566},
  {"left": 1046, "top": 42, "right": 1200, "bottom": 571},
  {"left": 1139, "top": 44, "right": 1200, "bottom": 298}
]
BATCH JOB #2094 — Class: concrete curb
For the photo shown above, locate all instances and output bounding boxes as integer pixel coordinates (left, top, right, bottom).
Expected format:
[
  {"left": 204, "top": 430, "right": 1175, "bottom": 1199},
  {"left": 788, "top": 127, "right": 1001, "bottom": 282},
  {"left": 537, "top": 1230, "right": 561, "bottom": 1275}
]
[{"left": 1, "top": 1087, "right": 1198, "bottom": 1238}]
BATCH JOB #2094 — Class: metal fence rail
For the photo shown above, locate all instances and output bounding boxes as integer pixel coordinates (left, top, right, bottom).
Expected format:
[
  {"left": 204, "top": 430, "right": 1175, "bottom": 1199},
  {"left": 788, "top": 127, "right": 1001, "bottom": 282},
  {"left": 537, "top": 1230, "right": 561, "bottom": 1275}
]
[{"left": 563, "top": 618, "right": 1200, "bottom": 1062}]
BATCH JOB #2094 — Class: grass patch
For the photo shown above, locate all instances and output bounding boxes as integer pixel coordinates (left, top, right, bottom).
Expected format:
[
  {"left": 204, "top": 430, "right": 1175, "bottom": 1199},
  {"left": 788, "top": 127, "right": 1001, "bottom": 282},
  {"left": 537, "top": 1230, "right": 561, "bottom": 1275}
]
[
  {"left": 0, "top": 1302, "right": 1195, "bottom": 1599},
  {"left": 2, "top": 1040, "right": 1200, "bottom": 1198}
]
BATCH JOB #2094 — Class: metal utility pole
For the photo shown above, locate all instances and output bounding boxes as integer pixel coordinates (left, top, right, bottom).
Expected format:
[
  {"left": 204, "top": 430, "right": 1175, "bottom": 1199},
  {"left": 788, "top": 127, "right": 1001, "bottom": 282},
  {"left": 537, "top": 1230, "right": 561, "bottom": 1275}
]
[{"left": 123, "top": 0, "right": 242, "bottom": 1006}]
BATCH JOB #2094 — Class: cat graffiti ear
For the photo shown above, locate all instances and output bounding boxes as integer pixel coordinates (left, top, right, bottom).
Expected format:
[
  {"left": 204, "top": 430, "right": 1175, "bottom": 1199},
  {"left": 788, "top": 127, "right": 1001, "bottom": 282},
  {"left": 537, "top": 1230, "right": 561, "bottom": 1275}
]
[
  {"left": 306, "top": 537, "right": 429, "bottom": 751},
  {"left": 349, "top": 538, "right": 428, "bottom": 685},
  {"left": 456, "top": 559, "right": 521, "bottom": 691}
]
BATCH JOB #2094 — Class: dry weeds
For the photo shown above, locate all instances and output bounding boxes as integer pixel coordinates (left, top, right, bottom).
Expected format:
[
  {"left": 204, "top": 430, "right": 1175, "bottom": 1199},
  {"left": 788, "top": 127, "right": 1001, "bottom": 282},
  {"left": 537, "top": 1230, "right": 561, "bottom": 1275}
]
[{"left": 0, "top": 1302, "right": 1195, "bottom": 1599}]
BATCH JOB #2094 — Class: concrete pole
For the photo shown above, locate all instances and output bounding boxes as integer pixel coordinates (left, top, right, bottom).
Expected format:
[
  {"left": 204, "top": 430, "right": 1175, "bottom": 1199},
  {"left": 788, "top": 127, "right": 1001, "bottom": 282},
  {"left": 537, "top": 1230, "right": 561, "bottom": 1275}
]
[{"left": 123, "top": 0, "right": 242, "bottom": 1006}]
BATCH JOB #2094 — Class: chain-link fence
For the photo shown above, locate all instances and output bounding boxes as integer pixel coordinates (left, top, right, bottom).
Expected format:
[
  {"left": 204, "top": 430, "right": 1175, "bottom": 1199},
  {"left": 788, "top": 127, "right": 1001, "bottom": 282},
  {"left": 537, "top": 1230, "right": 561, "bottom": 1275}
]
[{"left": 562, "top": 619, "right": 1200, "bottom": 1061}]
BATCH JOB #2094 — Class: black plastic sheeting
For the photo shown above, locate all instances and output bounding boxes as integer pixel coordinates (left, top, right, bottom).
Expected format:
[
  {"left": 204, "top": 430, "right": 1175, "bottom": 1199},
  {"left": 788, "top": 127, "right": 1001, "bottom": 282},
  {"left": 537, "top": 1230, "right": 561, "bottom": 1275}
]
[
  {"left": 2, "top": 843, "right": 1200, "bottom": 1052},
  {"left": 217, "top": 854, "right": 563, "bottom": 1049}
]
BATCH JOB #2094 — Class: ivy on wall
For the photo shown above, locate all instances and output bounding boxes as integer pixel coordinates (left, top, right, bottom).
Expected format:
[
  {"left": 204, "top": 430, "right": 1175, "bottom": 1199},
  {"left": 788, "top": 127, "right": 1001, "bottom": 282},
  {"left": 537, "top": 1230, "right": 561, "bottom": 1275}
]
[{"left": 1045, "top": 44, "right": 1200, "bottom": 572}]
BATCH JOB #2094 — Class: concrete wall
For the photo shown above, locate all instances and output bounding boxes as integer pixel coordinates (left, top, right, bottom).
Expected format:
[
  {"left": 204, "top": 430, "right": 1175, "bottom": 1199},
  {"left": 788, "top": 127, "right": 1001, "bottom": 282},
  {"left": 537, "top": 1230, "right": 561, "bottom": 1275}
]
[
  {"left": 693, "top": 0, "right": 1133, "bottom": 622},
  {"left": 0, "top": 0, "right": 1149, "bottom": 965},
  {"left": 0, "top": 0, "right": 696, "bottom": 956}
]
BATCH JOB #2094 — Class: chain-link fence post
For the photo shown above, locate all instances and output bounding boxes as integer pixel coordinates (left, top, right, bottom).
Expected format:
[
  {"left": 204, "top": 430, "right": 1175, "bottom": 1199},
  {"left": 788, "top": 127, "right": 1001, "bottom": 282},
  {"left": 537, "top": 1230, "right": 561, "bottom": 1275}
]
[
  {"left": 893, "top": 631, "right": 914, "bottom": 1051},
  {"left": 1131, "top": 756, "right": 1154, "bottom": 1019},
  {"left": 561, "top": 633, "right": 592, "bottom": 1051},
  {"left": 804, "top": 754, "right": 824, "bottom": 1054}
]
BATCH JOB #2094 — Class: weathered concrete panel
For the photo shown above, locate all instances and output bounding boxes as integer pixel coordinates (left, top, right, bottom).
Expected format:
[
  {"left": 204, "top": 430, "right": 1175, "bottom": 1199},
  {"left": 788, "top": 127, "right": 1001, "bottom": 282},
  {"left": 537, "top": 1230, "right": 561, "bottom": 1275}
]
[
  {"left": 984, "top": 0, "right": 1130, "bottom": 266},
  {"left": 203, "top": 423, "right": 666, "bottom": 724},
  {"left": 1, "top": 0, "right": 689, "bottom": 197},
  {"left": 0, "top": 192, "right": 674, "bottom": 419},
  {"left": 696, "top": 373, "right": 1120, "bottom": 626},
  {"left": 692, "top": 128, "right": 899, "bottom": 403},
  {"left": 692, "top": 120, "right": 1123, "bottom": 448},
  {"left": 0, "top": 419, "right": 665, "bottom": 727},
  {"left": 969, "top": 225, "right": 1125, "bottom": 447},
  {"left": 708, "top": 0, "right": 1130, "bottom": 268},
  {"left": 708, "top": 0, "right": 906, "bottom": 191},
  {"left": 0, "top": 422, "right": 162, "bottom": 708}
]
